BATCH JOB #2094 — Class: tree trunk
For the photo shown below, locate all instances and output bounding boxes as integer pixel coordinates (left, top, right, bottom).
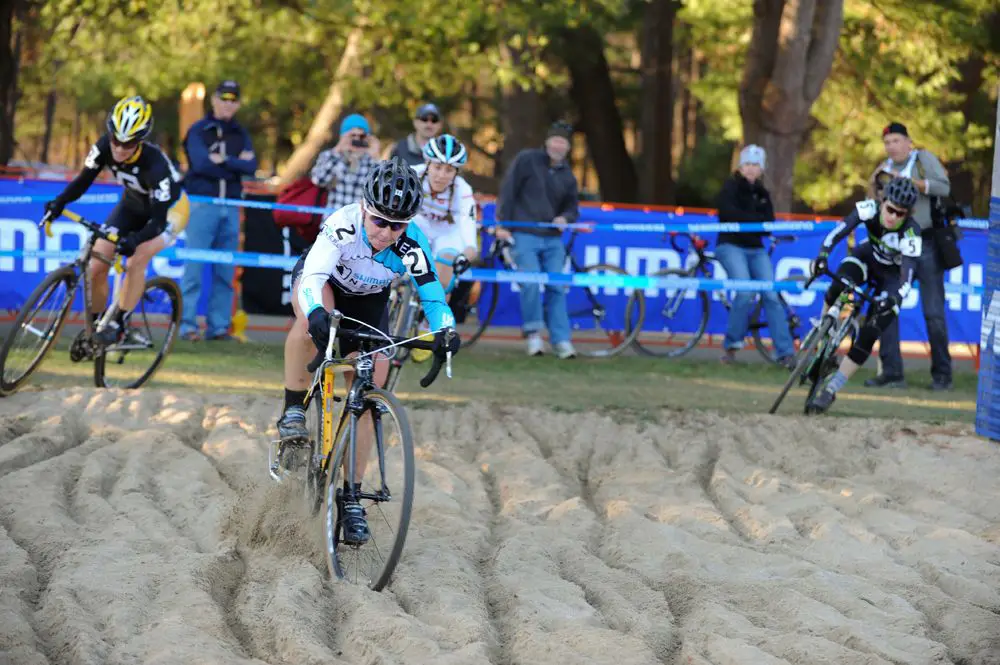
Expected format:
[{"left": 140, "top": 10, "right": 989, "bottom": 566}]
[
  {"left": 639, "top": 0, "right": 677, "bottom": 204},
  {"left": 945, "top": 11, "right": 999, "bottom": 213},
  {"left": 0, "top": 1, "right": 21, "bottom": 166},
  {"left": 677, "top": 44, "right": 691, "bottom": 168},
  {"left": 496, "top": 43, "right": 546, "bottom": 182},
  {"left": 40, "top": 88, "right": 56, "bottom": 164},
  {"left": 279, "top": 27, "right": 363, "bottom": 185},
  {"left": 559, "top": 25, "right": 638, "bottom": 203},
  {"left": 738, "top": 0, "right": 844, "bottom": 212}
]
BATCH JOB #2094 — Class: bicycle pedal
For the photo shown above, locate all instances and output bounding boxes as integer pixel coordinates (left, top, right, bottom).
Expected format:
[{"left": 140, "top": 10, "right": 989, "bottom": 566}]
[{"left": 268, "top": 440, "right": 285, "bottom": 482}]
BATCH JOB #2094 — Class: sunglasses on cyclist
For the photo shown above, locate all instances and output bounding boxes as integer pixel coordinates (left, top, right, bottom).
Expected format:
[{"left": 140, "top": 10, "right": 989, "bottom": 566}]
[
  {"left": 109, "top": 136, "right": 141, "bottom": 150},
  {"left": 418, "top": 114, "right": 440, "bottom": 124},
  {"left": 884, "top": 204, "right": 909, "bottom": 218},
  {"left": 369, "top": 215, "right": 407, "bottom": 232}
]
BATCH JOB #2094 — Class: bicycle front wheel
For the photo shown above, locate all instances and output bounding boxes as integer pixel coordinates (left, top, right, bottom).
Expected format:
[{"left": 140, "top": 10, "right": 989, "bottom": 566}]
[
  {"left": 769, "top": 317, "right": 831, "bottom": 414},
  {"left": 566, "top": 263, "right": 643, "bottom": 358},
  {"left": 0, "top": 266, "right": 77, "bottom": 396},
  {"left": 628, "top": 268, "right": 709, "bottom": 358},
  {"left": 94, "top": 276, "right": 180, "bottom": 389},
  {"left": 323, "top": 388, "right": 414, "bottom": 591},
  {"left": 752, "top": 276, "right": 806, "bottom": 364}
]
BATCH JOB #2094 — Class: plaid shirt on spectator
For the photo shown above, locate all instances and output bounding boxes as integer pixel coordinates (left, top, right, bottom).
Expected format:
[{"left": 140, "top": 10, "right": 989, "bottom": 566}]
[{"left": 310, "top": 148, "right": 377, "bottom": 212}]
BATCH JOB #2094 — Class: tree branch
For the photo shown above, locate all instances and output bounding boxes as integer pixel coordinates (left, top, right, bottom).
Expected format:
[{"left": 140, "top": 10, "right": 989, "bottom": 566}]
[
  {"left": 802, "top": 0, "right": 844, "bottom": 101},
  {"left": 772, "top": 0, "right": 819, "bottom": 94}
]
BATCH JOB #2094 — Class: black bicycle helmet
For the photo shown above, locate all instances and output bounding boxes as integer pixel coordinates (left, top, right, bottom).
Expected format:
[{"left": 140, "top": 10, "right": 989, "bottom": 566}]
[
  {"left": 884, "top": 176, "right": 918, "bottom": 209},
  {"left": 363, "top": 156, "right": 423, "bottom": 221}
]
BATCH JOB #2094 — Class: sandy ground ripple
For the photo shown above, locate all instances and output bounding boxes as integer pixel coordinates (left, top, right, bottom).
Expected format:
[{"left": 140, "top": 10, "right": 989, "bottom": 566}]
[{"left": 0, "top": 388, "right": 998, "bottom": 665}]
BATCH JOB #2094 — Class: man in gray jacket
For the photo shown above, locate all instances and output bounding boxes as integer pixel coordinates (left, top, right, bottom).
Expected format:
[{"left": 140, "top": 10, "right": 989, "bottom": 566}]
[
  {"left": 866, "top": 121, "right": 953, "bottom": 391},
  {"left": 496, "top": 121, "right": 580, "bottom": 358}
]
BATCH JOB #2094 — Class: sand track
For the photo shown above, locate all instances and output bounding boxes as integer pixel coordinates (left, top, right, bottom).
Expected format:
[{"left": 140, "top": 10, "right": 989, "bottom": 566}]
[{"left": 0, "top": 388, "right": 998, "bottom": 665}]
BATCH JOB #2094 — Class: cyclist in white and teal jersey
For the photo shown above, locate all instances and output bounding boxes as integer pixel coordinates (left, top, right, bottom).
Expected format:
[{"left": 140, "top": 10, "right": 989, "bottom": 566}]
[{"left": 276, "top": 157, "right": 459, "bottom": 543}]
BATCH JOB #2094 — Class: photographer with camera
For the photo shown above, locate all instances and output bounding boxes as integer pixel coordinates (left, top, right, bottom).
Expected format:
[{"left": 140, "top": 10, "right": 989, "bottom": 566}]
[{"left": 310, "top": 113, "right": 382, "bottom": 214}]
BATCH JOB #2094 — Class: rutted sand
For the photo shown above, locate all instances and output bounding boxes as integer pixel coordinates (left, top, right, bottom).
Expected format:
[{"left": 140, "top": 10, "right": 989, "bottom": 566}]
[{"left": 0, "top": 388, "right": 998, "bottom": 664}]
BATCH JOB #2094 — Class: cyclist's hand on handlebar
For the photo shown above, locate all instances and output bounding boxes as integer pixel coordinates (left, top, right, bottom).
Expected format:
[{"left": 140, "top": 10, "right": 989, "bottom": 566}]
[
  {"left": 42, "top": 200, "right": 63, "bottom": 223},
  {"left": 494, "top": 227, "right": 512, "bottom": 242},
  {"left": 306, "top": 308, "right": 331, "bottom": 352},
  {"left": 811, "top": 250, "right": 829, "bottom": 277},
  {"left": 452, "top": 254, "right": 471, "bottom": 274},
  {"left": 875, "top": 292, "right": 900, "bottom": 315},
  {"left": 433, "top": 327, "right": 460, "bottom": 358}
]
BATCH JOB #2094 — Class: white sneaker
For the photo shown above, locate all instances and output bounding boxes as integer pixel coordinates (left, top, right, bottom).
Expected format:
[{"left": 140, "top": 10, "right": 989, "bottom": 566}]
[
  {"left": 554, "top": 341, "right": 577, "bottom": 359},
  {"left": 526, "top": 334, "right": 545, "bottom": 357}
]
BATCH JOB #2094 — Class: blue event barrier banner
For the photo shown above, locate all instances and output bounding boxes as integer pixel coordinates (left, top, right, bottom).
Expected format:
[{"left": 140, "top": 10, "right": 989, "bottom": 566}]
[
  {"left": 0, "top": 178, "right": 986, "bottom": 345},
  {"left": 473, "top": 202, "right": 985, "bottom": 346},
  {"left": 0, "top": 179, "right": 220, "bottom": 318}
]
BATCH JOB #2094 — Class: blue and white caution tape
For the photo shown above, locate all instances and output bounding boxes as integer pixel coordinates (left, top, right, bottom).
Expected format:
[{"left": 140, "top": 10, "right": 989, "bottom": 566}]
[
  {"left": 3, "top": 193, "right": 988, "bottom": 232},
  {"left": 0, "top": 193, "right": 120, "bottom": 205},
  {"left": 0, "top": 248, "right": 983, "bottom": 295}
]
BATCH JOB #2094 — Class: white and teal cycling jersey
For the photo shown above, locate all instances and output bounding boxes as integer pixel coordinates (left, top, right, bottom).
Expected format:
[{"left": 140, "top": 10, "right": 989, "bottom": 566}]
[{"left": 297, "top": 203, "right": 456, "bottom": 331}]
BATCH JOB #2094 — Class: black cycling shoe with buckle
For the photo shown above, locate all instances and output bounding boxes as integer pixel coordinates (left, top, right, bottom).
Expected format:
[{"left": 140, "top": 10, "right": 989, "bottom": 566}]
[
  {"left": 276, "top": 405, "right": 308, "bottom": 441},
  {"left": 341, "top": 501, "right": 370, "bottom": 545},
  {"left": 93, "top": 321, "right": 123, "bottom": 347},
  {"left": 806, "top": 389, "right": 836, "bottom": 415}
]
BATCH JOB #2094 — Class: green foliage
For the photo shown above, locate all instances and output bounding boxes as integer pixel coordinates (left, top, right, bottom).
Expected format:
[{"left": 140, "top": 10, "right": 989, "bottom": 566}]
[
  {"left": 11, "top": 0, "right": 997, "bottom": 213},
  {"left": 678, "top": 0, "right": 999, "bottom": 211}
]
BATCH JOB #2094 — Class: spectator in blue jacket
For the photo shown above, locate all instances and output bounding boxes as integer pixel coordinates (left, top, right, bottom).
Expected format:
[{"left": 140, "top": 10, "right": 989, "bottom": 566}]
[{"left": 180, "top": 79, "right": 257, "bottom": 341}]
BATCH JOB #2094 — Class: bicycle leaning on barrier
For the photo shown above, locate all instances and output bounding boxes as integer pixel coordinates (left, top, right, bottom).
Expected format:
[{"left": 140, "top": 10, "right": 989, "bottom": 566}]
[
  {"left": 625, "top": 231, "right": 804, "bottom": 363},
  {"left": 269, "top": 309, "right": 455, "bottom": 590},
  {"left": 459, "top": 224, "right": 646, "bottom": 358}
]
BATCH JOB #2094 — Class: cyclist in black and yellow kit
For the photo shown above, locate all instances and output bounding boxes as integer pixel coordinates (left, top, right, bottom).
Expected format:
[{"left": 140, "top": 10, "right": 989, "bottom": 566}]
[{"left": 43, "top": 96, "right": 189, "bottom": 347}]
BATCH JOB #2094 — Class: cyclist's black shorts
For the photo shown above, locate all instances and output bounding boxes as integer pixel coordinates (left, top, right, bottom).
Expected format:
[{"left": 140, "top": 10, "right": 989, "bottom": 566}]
[
  {"left": 104, "top": 195, "right": 151, "bottom": 237},
  {"left": 291, "top": 252, "right": 390, "bottom": 357}
]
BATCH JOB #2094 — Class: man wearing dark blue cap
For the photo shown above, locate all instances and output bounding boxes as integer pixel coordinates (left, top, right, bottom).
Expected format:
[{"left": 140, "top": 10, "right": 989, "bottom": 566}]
[
  {"left": 390, "top": 102, "right": 444, "bottom": 167},
  {"left": 180, "top": 79, "right": 257, "bottom": 341}
]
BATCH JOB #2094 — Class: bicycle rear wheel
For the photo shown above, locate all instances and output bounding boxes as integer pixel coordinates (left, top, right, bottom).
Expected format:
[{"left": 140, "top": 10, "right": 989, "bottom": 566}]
[
  {"left": 383, "top": 281, "right": 416, "bottom": 392},
  {"left": 94, "top": 276, "right": 180, "bottom": 389},
  {"left": 627, "top": 268, "right": 709, "bottom": 358},
  {"left": 461, "top": 262, "right": 500, "bottom": 348},
  {"left": 0, "top": 266, "right": 77, "bottom": 396},
  {"left": 323, "top": 388, "right": 414, "bottom": 591},
  {"left": 769, "top": 317, "right": 831, "bottom": 414},
  {"left": 567, "top": 263, "right": 643, "bottom": 358}
]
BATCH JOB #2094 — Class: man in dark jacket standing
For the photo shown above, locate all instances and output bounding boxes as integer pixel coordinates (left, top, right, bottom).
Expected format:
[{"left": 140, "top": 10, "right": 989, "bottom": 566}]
[
  {"left": 496, "top": 121, "right": 579, "bottom": 359},
  {"left": 865, "top": 121, "right": 953, "bottom": 390},
  {"left": 389, "top": 102, "right": 443, "bottom": 167},
  {"left": 180, "top": 80, "right": 257, "bottom": 341}
]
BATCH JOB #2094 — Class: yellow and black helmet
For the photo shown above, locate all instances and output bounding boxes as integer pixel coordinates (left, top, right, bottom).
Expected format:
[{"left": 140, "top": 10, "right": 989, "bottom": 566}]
[{"left": 106, "top": 96, "right": 154, "bottom": 144}]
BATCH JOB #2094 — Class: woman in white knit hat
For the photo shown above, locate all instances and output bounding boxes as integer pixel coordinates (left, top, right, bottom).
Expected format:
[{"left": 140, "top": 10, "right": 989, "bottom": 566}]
[{"left": 713, "top": 144, "right": 795, "bottom": 368}]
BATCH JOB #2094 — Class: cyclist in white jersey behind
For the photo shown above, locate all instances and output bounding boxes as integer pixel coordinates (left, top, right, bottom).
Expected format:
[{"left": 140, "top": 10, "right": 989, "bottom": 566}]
[{"left": 407, "top": 134, "right": 479, "bottom": 360}]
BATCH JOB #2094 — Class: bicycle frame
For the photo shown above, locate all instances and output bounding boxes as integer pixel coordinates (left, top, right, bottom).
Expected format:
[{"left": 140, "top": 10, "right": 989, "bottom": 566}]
[{"left": 44, "top": 210, "right": 126, "bottom": 341}]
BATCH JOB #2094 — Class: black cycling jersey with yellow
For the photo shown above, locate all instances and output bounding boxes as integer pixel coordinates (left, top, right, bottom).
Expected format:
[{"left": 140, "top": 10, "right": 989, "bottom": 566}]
[{"left": 54, "top": 135, "right": 182, "bottom": 243}]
